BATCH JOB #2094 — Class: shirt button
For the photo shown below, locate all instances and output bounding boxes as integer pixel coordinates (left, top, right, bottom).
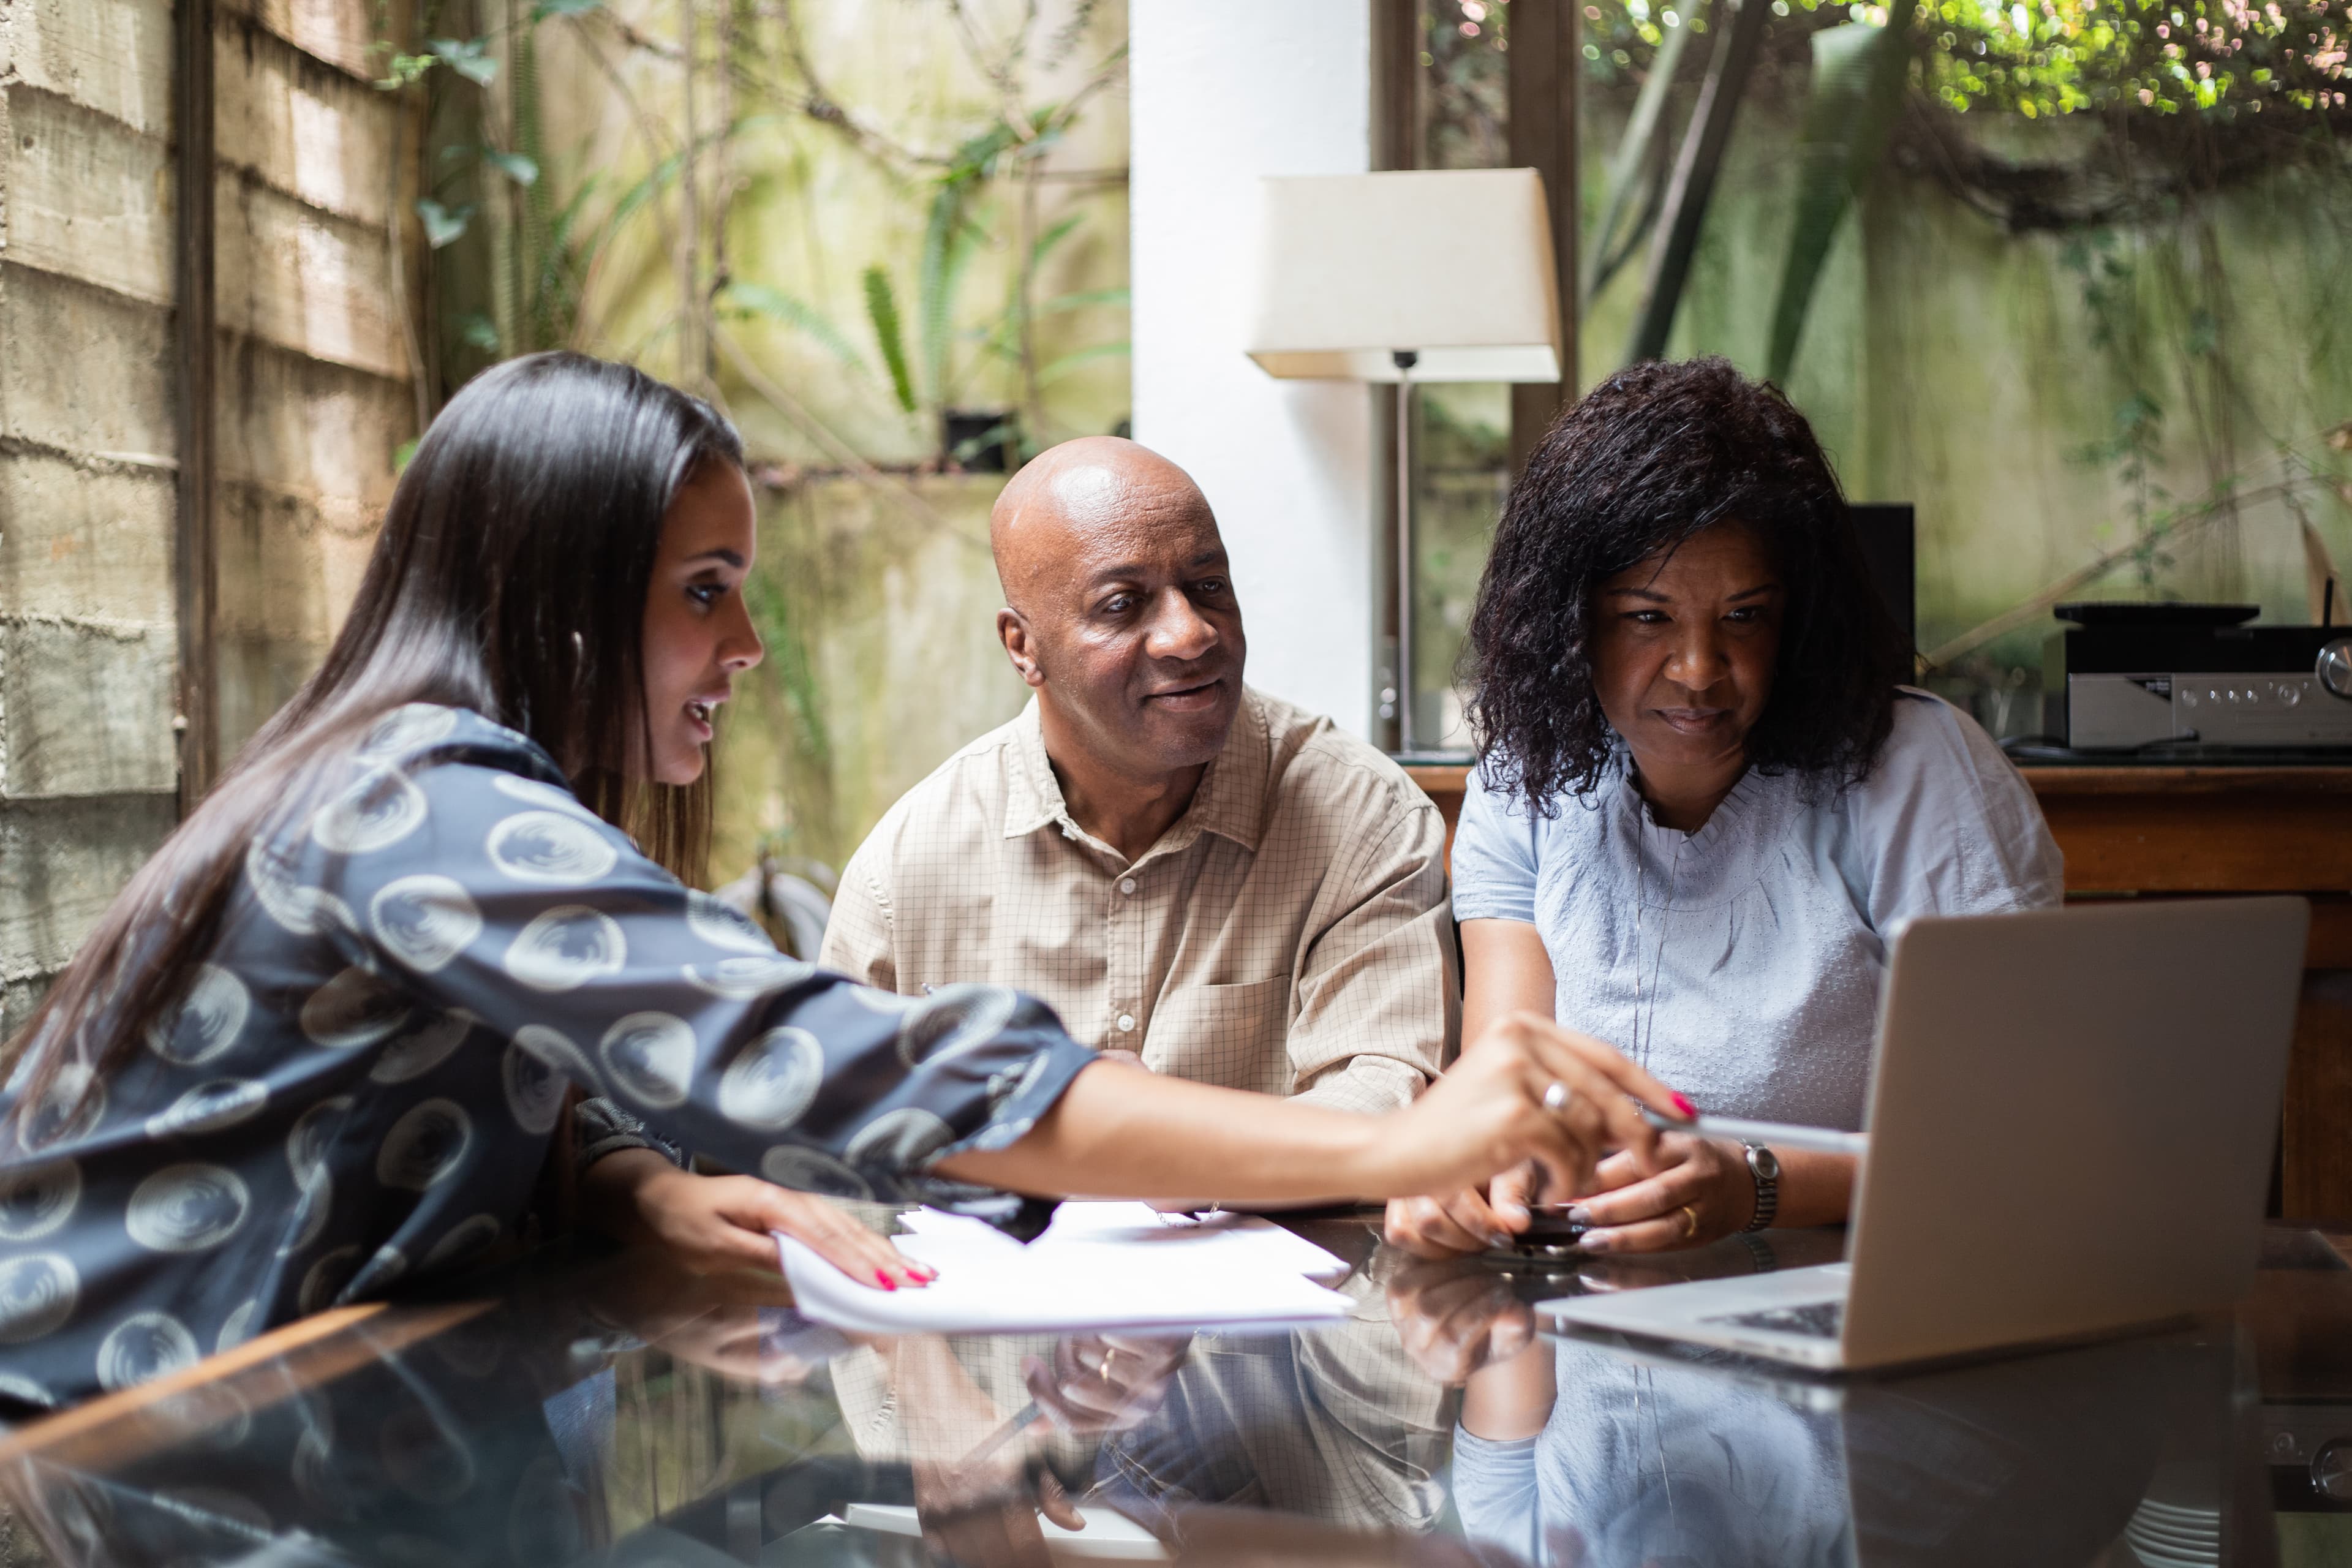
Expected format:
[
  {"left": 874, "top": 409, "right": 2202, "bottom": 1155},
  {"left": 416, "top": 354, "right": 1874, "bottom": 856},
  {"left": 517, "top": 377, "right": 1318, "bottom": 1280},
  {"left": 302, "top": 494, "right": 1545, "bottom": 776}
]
[
  {"left": 1118, "top": 878, "right": 1137, "bottom": 895},
  {"left": 1116, "top": 1013, "right": 1136, "bottom": 1033}
]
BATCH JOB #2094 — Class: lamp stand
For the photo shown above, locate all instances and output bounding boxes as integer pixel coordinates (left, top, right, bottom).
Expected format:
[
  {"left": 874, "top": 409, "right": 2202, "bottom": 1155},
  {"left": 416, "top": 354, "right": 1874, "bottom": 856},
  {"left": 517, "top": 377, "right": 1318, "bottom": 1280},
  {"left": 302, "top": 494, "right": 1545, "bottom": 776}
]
[{"left": 1393, "top": 349, "right": 1419, "bottom": 755}]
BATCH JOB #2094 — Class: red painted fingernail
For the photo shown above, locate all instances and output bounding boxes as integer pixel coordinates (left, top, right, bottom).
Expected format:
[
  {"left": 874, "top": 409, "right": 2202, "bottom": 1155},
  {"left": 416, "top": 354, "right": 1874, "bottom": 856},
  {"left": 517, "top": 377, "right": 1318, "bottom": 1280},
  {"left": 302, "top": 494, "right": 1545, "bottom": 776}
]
[
  {"left": 1672, "top": 1093, "right": 1698, "bottom": 1119},
  {"left": 876, "top": 1270, "right": 897, "bottom": 1291}
]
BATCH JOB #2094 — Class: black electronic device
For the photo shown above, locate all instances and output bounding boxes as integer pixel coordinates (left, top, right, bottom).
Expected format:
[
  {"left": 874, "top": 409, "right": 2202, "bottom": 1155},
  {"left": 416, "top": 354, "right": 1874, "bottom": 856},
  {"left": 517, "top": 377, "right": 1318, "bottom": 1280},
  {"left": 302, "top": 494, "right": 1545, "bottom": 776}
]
[
  {"left": 2043, "top": 601, "right": 2352, "bottom": 750},
  {"left": 1486, "top": 1207, "right": 1588, "bottom": 1264}
]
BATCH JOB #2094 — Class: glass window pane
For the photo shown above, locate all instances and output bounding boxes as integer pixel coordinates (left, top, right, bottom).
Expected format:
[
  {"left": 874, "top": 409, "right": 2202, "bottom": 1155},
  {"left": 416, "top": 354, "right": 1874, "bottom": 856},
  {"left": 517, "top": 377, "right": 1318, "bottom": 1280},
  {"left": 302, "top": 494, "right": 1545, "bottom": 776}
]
[{"left": 1406, "top": 4, "right": 1517, "bottom": 755}]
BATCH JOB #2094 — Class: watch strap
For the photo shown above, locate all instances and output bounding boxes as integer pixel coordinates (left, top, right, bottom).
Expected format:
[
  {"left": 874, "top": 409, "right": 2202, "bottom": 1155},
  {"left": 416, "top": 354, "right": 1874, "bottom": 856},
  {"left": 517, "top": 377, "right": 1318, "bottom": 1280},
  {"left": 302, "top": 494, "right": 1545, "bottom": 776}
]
[{"left": 1741, "top": 1143, "right": 1778, "bottom": 1232}]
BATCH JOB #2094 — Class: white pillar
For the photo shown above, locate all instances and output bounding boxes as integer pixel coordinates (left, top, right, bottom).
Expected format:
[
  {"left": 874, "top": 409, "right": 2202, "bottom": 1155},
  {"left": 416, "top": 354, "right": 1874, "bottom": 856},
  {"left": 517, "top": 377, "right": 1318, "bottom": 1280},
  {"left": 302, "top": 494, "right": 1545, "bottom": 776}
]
[{"left": 1129, "top": 0, "right": 1378, "bottom": 740}]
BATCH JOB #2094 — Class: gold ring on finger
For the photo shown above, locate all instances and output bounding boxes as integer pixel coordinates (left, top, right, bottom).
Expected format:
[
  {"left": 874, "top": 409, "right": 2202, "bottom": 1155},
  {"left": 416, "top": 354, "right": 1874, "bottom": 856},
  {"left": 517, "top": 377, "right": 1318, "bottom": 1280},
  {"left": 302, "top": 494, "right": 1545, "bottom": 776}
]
[
  {"left": 1099, "top": 1345, "right": 1123, "bottom": 1379},
  {"left": 1678, "top": 1204, "right": 1700, "bottom": 1240}
]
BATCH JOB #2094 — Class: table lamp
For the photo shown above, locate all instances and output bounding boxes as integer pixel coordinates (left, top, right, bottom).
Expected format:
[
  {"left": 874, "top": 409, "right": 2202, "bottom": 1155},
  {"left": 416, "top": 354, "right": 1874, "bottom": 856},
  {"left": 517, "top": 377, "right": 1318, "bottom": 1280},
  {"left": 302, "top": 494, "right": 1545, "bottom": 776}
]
[{"left": 1245, "top": 168, "right": 1563, "bottom": 755}]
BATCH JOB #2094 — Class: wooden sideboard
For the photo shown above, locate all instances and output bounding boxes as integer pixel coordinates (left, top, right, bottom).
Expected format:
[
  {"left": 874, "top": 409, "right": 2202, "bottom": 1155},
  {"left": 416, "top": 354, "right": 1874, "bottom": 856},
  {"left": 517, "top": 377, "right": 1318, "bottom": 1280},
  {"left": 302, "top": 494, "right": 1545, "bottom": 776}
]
[{"left": 1403, "top": 763, "right": 2352, "bottom": 1222}]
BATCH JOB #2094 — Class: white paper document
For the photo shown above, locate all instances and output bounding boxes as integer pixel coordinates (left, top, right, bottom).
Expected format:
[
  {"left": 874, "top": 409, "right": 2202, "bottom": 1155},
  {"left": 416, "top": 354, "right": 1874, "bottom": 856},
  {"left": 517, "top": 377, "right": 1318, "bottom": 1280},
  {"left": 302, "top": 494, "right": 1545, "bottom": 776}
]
[
  {"left": 841, "top": 1502, "right": 1170, "bottom": 1561},
  {"left": 774, "top": 1202, "right": 1354, "bottom": 1335}
]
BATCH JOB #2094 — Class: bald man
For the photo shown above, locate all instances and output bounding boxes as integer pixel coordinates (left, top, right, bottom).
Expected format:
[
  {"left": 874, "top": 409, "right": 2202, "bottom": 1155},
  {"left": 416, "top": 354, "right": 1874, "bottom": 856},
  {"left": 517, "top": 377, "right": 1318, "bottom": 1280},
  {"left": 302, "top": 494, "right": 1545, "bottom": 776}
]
[{"left": 819, "top": 437, "right": 1458, "bottom": 1114}]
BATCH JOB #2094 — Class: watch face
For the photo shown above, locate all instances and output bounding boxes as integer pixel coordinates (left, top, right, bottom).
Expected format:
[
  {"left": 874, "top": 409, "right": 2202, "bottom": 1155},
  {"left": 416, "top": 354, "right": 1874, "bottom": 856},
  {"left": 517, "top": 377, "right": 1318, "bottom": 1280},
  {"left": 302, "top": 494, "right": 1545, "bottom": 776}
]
[{"left": 1749, "top": 1146, "right": 1782, "bottom": 1180}]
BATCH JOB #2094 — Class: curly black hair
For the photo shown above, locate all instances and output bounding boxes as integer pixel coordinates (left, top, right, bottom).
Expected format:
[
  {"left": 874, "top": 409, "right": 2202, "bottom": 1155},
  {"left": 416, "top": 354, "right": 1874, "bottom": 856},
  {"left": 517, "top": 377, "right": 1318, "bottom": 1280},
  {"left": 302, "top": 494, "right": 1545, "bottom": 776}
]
[{"left": 1464, "top": 356, "right": 1913, "bottom": 813}]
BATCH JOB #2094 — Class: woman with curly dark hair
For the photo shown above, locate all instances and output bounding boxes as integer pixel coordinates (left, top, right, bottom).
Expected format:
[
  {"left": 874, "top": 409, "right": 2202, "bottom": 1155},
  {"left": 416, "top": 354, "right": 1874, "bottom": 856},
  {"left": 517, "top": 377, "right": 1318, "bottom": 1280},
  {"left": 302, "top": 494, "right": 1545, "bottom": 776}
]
[{"left": 1388, "top": 357, "right": 2062, "bottom": 1261}]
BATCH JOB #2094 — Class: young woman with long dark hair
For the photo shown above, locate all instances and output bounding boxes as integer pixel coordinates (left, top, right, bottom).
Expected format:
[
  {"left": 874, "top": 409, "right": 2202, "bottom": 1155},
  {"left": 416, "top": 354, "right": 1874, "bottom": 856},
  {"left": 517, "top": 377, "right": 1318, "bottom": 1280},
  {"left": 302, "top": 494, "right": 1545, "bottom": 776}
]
[
  {"left": 0, "top": 352, "right": 1689, "bottom": 1411},
  {"left": 1388, "top": 357, "right": 2063, "bottom": 1260}
]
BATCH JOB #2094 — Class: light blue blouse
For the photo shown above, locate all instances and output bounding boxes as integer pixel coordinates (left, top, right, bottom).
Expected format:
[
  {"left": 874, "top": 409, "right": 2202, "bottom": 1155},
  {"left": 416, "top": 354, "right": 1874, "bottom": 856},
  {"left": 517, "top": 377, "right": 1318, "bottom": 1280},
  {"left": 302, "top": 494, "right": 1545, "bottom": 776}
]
[
  {"left": 1451, "top": 1351, "right": 1852, "bottom": 1565},
  {"left": 1450, "top": 690, "right": 2062, "bottom": 1130}
]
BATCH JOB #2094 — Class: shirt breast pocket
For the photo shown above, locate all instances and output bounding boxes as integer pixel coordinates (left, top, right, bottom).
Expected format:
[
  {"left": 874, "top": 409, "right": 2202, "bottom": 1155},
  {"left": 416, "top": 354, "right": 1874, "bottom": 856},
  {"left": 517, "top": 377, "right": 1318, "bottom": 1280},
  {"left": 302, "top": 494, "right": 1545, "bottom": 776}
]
[{"left": 1142, "top": 975, "right": 1293, "bottom": 1094}]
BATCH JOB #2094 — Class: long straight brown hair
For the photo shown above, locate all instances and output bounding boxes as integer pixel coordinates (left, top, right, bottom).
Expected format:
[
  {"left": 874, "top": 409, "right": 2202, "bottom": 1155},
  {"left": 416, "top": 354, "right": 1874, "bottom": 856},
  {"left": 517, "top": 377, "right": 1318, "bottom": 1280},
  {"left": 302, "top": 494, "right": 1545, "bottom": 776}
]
[{"left": 3, "top": 352, "right": 744, "bottom": 1144}]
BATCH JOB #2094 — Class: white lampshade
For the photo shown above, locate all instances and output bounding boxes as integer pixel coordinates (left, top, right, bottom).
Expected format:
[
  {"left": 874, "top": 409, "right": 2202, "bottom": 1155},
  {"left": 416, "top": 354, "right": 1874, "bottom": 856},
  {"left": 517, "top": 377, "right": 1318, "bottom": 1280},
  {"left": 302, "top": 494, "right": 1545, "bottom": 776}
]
[{"left": 1245, "top": 168, "right": 1562, "bottom": 383}]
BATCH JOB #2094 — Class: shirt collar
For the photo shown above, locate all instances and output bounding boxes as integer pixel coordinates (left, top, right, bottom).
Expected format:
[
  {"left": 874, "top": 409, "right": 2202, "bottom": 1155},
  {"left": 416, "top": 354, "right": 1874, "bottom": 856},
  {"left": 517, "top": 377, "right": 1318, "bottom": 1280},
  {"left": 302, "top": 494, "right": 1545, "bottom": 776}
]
[
  {"left": 1001, "top": 688, "right": 1270, "bottom": 858},
  {"left": 1003, "top": 699, "right": 1065, "bottom": 840}
]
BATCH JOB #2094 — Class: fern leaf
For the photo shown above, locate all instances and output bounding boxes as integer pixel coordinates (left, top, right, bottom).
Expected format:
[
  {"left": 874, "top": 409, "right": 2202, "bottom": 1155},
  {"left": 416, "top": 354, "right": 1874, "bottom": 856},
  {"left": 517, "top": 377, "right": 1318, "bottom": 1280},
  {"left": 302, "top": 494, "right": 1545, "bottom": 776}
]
[
  {"left": 864, "top": 266, "right": 918, "bottom": 413},
  {"left": 723, "top": 283, "right": 869, "bottom": 373},
  {"left": 1036, "top": 340, "right": 1129, "bottom": 387}
]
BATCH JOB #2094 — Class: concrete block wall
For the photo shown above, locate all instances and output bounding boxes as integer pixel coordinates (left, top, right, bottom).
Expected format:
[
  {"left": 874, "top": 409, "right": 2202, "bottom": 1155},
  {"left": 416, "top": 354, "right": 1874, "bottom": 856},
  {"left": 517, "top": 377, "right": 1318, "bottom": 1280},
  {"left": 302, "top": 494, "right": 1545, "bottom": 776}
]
[
  {"left": 0, "top": 0, "right": 183, "bottom": 1039},
  {"left": 0, "top": 0, "right": 414, "bottom": 1038},
  {"left": 211, "top": 1, "right": 413, "bottom": 754}
]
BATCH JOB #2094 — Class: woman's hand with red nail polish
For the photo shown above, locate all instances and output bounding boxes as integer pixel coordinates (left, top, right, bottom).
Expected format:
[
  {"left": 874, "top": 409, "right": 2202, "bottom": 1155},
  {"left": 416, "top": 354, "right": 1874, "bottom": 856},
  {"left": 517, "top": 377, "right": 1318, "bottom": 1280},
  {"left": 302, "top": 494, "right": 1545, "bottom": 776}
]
[{"left": 581, "top": 1150, "right": 924, "bottom": 1289}]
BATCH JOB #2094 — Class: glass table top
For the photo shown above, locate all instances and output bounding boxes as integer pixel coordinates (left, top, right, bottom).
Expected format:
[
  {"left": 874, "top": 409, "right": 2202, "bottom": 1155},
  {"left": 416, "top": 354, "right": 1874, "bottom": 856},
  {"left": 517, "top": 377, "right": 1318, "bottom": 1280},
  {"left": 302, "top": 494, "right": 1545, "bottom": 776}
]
[{"left": 5, "top": 1215, "right": 2351, "bottom": 1566}]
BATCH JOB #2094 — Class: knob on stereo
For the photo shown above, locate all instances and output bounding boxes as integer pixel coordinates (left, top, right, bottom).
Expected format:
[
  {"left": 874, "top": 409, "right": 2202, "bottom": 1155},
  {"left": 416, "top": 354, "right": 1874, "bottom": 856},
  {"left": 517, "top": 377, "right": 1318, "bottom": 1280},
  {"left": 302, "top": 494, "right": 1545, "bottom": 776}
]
[
  {"left": 2312, "top": 1436, "right": 2352, "bottom": 1502},
  {"left": 2320, "top": 637, "right": 2352, "bottom": 699}
]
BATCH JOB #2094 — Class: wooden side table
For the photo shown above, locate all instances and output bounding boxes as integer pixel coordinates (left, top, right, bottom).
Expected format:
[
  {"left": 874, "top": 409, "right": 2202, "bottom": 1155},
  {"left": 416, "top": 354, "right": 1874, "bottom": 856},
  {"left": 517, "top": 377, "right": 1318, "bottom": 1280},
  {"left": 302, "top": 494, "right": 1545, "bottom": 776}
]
[{"left": 1403, "top": 763, "right": 2352, "bottom": 1221}]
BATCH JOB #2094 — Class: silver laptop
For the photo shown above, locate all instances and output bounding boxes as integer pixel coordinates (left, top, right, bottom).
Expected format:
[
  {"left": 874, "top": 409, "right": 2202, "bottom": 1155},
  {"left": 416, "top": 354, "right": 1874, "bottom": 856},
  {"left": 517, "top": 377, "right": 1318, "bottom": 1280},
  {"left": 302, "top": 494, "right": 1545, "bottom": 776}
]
[{"left": 1542, "top": 897, "right": 2310, "bottom": 1373}]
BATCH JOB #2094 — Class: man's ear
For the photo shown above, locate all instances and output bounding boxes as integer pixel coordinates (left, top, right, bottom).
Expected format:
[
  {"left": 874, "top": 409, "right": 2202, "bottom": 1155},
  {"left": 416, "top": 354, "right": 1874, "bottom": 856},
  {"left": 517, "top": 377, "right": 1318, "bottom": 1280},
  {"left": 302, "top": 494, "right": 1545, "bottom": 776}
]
[{"left": 997, "top": 608, "right": 1047, "bottom": 689}]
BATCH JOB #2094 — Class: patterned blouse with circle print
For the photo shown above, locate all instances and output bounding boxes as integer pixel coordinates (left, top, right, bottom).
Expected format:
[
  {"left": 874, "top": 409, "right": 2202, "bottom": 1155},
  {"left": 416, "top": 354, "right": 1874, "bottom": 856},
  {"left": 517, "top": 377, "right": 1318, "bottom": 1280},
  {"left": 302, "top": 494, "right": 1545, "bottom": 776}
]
[{"left": 0, "top": 703, "right": 1095, "bottom": 1411}]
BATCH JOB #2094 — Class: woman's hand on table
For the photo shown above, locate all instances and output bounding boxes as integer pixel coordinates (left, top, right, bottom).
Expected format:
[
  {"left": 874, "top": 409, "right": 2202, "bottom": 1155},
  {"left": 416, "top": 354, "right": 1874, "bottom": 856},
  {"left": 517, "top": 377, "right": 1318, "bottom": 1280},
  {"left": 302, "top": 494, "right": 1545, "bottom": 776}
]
[
  {"left": 1382, "top": 1163, "right": 1546, "bottom": 1257},
  {"left": 1378, "top": 1012, "right": 1687, "bottom": 1201},
  {"left": 581, "top": 1148, "right": 935, "bottom": 1289},
  {"left": 1380, "top": 1011, "right": 1697, "bottom": 1255},
  {"left": 1566, "top": 1134, "right": 1752, "bottom": 1253},
  {"left": 1392, "top": 1136, "right": 1757, "bottom": 1260}
]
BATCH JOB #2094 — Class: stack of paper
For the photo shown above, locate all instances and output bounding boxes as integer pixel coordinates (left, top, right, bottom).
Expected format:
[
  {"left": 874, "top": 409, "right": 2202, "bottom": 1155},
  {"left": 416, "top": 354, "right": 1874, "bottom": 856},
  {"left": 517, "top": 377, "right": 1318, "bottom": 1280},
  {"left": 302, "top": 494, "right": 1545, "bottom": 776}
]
[{"left": 774, "top": 1202, "right": 1354, "bottom": 1334}]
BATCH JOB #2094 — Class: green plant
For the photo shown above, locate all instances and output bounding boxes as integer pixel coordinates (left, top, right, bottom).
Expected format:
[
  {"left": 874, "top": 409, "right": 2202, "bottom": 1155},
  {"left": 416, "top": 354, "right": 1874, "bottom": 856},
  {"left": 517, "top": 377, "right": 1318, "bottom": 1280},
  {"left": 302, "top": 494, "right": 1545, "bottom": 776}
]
[
  {"left": 920, "top": 126, "right": 1017, "bottom": 413},
  {"left": 1766, "top": 6, "right": 1918, "bottom": 382},
  {"left": 862, "top": 265, "right": 918, "bottom": 414},
  {"left": 372, "top": 0, "right": 609, "bottom": 396},
  {"left": 722, "top": 282, "right": 869, "bottom": 372},
  {"left": 377, "top": 2, "right": 1131, "bottom": 466},
  {"left": 896, "top": 104, "right": 1132, "bottom": 458},
  {"left": 1925, "top": 0, "right": 2351, "bottom": 118},
  {"left": 2062, "top": 231, "right": 2172, "bottom": 541}
]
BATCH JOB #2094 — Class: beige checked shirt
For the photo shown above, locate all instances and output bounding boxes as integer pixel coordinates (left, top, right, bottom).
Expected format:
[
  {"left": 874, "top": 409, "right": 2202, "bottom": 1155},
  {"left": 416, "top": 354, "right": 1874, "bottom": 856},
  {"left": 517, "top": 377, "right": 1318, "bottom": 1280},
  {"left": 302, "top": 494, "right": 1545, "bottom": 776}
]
[{"left": 820, "top": 687, "right": 1458, "bottom": 1114}]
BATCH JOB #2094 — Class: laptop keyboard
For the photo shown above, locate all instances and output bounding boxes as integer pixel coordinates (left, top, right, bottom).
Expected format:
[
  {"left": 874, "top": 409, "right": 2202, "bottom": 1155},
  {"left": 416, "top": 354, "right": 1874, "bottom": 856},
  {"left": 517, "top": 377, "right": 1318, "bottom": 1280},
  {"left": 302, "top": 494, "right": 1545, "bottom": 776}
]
[{"left": 1702, "top": 1300, "right": 1845, "bottom": 1339}]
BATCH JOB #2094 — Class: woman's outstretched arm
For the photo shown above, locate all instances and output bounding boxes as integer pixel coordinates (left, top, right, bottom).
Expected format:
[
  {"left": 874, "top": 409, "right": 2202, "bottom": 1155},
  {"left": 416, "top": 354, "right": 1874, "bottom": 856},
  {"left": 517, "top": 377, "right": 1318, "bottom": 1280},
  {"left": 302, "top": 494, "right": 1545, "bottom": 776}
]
[{"left": 943, "top": 1012, "right": 1690, "bottom": 1205}]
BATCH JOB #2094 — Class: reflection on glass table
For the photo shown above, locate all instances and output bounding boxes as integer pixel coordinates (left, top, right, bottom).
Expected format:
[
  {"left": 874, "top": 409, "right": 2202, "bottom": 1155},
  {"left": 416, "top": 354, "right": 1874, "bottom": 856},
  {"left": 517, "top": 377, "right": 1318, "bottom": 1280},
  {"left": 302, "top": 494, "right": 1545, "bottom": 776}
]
[{"left": 4, "top": 1215, "right": 2351, "bottom": 1566}]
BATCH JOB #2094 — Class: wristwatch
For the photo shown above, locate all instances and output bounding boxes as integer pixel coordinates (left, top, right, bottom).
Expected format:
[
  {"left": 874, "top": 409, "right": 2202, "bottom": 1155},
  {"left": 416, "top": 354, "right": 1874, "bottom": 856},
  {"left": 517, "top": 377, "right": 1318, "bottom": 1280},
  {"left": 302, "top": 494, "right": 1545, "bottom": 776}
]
[{"left": 1741, "top": 1143, "right": 1781, "bottom": 1232}]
